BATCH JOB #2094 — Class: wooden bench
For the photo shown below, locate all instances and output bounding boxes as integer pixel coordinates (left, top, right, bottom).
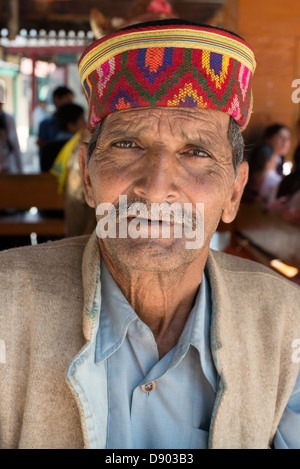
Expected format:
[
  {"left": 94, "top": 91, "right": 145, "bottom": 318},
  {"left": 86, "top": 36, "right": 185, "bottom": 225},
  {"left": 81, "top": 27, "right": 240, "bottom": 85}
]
[{"left": 0, "top": 173, "right": 66, "bottom": 238}]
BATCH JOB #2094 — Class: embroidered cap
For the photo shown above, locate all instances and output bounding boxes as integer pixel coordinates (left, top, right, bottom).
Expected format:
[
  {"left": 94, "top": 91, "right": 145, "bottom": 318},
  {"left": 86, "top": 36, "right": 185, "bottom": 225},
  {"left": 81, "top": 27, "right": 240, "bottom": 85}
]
[{"left": 78, "top": 19, "right": 256, "bottom": 132}]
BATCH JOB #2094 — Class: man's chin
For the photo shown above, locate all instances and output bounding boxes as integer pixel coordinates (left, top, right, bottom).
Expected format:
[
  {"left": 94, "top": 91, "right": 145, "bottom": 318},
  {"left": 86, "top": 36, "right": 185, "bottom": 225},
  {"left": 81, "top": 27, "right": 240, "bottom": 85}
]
[{"left": 100, "top": 236, "right": 202, "bottom": 272}]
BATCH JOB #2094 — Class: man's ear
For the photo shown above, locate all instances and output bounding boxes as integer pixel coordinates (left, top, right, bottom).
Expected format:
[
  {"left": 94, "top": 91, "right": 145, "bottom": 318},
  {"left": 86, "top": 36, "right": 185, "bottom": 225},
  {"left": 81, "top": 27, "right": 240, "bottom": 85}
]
[
  {"left": 221, "top": 161, "right": 249, "bottom": 224},
  {"left": 79, "top": 142, "right": 95, "bottom": 208}
]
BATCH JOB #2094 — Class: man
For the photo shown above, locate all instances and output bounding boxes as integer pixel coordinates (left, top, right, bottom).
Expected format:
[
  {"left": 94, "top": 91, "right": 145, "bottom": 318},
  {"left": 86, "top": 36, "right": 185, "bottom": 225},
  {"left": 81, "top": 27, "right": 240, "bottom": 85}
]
[{"left": 0, "top": 19, "right": 299, "bottom": 449}]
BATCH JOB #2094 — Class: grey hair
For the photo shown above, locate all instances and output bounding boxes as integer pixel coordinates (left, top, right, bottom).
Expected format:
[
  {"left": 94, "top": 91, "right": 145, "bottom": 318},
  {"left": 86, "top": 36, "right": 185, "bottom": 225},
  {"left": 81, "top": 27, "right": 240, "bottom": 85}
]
[
  {"left": 228, "top": 115, "right": 244, "bottom": 176},
  {"left": 86, "top": 121, "right": 102, "bottom": 166},
  {"left": 86, "top": 115, "right": 244, "bottom": 173}
]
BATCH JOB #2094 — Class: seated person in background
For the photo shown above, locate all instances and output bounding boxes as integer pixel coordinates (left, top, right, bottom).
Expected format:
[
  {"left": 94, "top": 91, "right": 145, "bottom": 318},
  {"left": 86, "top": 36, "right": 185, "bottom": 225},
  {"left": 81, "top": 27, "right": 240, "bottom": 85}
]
[
  {"left": 259, "top": 123, "right": 291, "bottom": 203},
  {"left": 263, "top": 123, "right": 292, "bottom": 176},
  {"left": 38, "top": 86, "right": 74, "bottom": 150},
  {"left": 242, "top": 143, "right": 273, "bottom": 204},
  {"left": 50, "top": 126, "right": 97, "bottom": 237},
  {"left": 268, "top": 144, "right": 300, "bottom": 224},
  {"left": 277, "top": 144, "right": 300, "bottom": 199},
  {"left": 64, "top": 130, "right": 97, "bottom": 237},
  {"left": 39, "top": 103, "right": 85, "bottom": 172}
]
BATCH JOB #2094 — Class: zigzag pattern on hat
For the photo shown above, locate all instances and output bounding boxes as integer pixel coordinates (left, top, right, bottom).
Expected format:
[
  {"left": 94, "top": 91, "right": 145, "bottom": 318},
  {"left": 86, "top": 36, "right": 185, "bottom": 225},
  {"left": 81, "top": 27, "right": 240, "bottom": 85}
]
[
  {"left": 79, "top": 22, "right": 256, "bottom": 131},
  {"left": 137, "top": 47, "right": 174, "bottom": 83},
  {"left": 85, "top": 47, "right": 252, "bottom": 131}
]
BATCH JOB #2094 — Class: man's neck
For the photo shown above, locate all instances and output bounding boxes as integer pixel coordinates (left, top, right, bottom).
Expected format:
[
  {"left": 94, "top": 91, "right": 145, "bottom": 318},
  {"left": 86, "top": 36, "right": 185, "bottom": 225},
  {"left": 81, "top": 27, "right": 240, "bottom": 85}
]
[{"left": 101, "top": 252, "right": 208, "bottom": 358}]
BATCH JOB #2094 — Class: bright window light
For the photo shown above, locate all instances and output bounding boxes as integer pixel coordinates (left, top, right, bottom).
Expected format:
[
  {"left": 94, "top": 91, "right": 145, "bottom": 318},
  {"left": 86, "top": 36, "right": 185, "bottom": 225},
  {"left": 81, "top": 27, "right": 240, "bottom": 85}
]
[
  {"left": 282, "top": 161, "right": 293, "bottom": 176},
  {"left": 29, "top": 207, "right": 38, "bottom": 215},
  {"left": 270, "top": 259, "right": 299, "bottom": 278}
]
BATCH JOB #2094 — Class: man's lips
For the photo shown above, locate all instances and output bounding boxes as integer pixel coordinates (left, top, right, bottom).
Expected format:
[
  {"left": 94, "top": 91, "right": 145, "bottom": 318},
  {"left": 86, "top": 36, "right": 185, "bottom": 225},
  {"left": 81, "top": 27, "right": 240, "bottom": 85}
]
[
  {"left": 124, "top": 216, "right": 177, "bottom": 225},
  {"left": 115, "top": 216, "right": 195, "bottom": 231}
]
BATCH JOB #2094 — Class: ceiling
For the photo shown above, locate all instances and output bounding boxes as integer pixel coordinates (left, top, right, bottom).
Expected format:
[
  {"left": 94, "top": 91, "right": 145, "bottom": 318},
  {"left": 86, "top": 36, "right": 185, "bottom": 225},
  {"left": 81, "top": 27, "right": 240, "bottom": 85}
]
[{"left": 1, "top": 0, "right": 226, "bottom": 38}]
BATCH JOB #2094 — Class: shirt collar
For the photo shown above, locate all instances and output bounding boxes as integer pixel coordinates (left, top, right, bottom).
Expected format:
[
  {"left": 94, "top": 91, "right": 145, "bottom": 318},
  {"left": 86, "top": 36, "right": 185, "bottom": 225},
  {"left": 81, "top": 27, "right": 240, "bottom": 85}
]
[{"left": 95, "top": 258, "right": 137, "bottom": 362}]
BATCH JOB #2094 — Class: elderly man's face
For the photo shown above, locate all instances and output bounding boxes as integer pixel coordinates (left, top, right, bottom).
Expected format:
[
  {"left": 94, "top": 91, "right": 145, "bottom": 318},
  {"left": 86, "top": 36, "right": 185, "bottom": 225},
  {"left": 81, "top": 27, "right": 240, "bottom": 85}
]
[{"left": 80, "top": 107, "right": 248, "bottom": 272}]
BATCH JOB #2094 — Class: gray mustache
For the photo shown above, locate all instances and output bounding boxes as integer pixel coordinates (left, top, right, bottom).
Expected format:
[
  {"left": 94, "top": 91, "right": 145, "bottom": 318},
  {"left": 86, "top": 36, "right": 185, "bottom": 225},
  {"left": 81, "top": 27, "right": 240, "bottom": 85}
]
[{"left": 109, "top": 198, "right": 201, "bottom": 230}]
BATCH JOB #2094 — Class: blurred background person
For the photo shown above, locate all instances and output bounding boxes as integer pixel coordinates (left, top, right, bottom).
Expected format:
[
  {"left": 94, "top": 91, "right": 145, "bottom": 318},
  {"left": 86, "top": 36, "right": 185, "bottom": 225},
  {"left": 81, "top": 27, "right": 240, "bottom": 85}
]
[
  {"left": 0, "top": 101, "right": 22, "bottom": 174},
  {"left": 37, "top": 86, "right": 74, "bottom": 152},
  {"left": 276, "top": 143, "right": 300, "bottom": 199},
  {"left": 268, "top": 143, "right": 300, "bottom": 225},
  {"left": 242, "top": 143, "right": 274, "bottom": 205},
  {"left": 39, "top": 102, "right": 85, "bottom": 172},
  {"left": 263, "top": 123, "right": 292, "bottom": 175},
  {"left": 50, "top": 117, "right": 96, "bottom": 237},
  {"left": 258, "top": 123, "right": 292, "bottom": 204}
]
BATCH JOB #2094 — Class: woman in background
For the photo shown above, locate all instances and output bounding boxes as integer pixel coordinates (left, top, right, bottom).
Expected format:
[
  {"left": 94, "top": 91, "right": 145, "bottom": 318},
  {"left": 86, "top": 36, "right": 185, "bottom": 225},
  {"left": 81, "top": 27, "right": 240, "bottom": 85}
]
[
  {"left": 268, "top": 143, "right": 300, "bottom": 226},
  {"left": 259, "top": 124, "right": 291, "bottom": 203},
  {"left": 242, "top": 143, "right": 274, "bottom": 205}
]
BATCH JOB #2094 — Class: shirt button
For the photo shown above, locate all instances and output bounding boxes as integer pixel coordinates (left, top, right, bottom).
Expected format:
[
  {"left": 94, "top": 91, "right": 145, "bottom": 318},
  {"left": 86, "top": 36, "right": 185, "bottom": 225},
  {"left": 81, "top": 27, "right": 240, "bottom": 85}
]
[{"left": 140, "top": 381, "right": 156, "bottom": 393}]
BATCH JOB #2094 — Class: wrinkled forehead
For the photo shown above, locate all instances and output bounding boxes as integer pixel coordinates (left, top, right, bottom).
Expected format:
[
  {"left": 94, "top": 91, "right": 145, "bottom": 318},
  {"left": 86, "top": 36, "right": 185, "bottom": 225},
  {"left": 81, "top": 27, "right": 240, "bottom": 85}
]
[{"left": 100, "top": 106, "right": 230, "bottom": 138}]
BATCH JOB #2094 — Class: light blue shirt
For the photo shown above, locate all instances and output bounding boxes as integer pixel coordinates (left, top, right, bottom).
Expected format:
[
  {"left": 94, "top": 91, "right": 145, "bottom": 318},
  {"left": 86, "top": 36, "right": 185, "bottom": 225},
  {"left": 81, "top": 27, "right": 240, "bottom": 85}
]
[
  {"left": 96, "top": 259, "right": 216, "bottom": 449},
  {"left": 95, "top": 259, "right": 300, "bottom": 449}
]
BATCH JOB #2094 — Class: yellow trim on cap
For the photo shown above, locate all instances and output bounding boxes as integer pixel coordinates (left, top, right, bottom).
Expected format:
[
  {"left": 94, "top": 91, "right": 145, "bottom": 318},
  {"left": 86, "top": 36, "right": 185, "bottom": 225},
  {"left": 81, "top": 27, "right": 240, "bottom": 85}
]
[{"left": 79, "top": 27, "right": 256, "bottom": 84}]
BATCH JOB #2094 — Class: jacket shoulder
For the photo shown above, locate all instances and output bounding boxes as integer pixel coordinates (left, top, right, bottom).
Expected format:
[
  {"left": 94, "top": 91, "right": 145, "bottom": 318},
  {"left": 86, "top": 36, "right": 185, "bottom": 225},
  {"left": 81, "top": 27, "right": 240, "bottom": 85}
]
[
  {"left": 208, "top": 248, "right": 300, "bottom": 293},
  {"left": 0, "top": 235, "right": 89, "bottom": 273},
  {"left": 0, "top": 235, "right": 91, "bottom": 315},
  {"left": 0, "top": 236, "right": 90, "bottom": 449}
]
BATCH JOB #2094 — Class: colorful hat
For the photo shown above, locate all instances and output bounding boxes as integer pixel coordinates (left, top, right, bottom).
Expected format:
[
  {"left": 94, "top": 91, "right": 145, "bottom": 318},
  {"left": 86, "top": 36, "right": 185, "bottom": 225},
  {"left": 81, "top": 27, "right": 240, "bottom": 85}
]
[{"left": 78, "top": 19, "right": 256, "bottom": 132}]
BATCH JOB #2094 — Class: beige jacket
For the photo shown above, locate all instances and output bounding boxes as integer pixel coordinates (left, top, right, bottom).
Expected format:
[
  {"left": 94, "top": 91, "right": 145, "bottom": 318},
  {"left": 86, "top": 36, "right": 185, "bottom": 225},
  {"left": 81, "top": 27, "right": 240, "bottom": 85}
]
[{"left": 0, "top": 232, "right": 299, "bottom": 449}]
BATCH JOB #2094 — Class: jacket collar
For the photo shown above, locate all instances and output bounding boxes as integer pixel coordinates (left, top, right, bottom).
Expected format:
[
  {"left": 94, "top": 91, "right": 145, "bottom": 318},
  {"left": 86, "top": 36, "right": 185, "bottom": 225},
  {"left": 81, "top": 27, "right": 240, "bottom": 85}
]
[{"left": 82, "top": 231, "right": 101, "bottom": 341}]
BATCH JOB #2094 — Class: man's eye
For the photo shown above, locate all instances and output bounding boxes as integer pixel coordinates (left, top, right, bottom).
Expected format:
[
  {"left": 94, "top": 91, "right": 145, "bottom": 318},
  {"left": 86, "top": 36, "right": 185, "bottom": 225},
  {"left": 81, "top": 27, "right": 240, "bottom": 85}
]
[
  {"left": 113, "top": 141, "right": 138, "bottom": 149},
  {"left": 185, "top": 148, "right": 210, "bottom": 158}
]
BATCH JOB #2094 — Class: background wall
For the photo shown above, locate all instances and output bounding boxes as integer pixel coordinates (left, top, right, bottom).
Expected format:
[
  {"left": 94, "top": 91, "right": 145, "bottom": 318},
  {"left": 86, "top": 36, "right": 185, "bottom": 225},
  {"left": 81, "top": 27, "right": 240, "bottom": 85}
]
[{"left": 220, "top": 0, "right": 300, "bottom": 158}]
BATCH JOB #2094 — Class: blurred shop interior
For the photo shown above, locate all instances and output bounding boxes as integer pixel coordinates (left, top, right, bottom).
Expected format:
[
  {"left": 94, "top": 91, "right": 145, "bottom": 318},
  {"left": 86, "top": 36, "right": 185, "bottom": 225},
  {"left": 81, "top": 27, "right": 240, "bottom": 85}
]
[{"left": 1, "top": 0, "right": 300, "bottom": 285}]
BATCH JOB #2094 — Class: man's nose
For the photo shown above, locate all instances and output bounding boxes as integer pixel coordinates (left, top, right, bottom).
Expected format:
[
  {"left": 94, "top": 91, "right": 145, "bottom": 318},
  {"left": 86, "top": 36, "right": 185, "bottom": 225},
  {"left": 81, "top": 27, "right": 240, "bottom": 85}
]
[{"left": 132, "top": 149, "right": 180, "bottom": 203}]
